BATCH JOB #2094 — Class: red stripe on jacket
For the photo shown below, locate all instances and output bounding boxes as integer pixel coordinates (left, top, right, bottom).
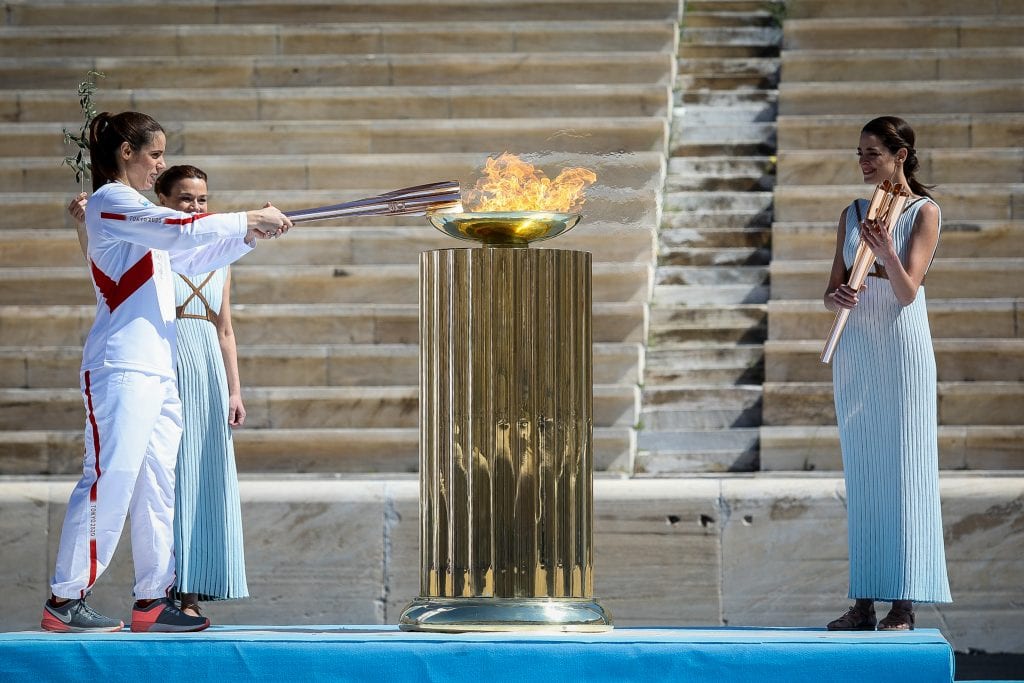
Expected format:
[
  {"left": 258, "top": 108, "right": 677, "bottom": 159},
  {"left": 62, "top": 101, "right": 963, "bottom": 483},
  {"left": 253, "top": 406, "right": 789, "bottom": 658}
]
[
  {"left": 91, "top": 252, "right": 155, "bottom": 312},
  {"left": 83, "top": 370, "right": 102, "bottom": 595},
  {"left": 99, "top": 210, "right": 214, "bottom": 226}
]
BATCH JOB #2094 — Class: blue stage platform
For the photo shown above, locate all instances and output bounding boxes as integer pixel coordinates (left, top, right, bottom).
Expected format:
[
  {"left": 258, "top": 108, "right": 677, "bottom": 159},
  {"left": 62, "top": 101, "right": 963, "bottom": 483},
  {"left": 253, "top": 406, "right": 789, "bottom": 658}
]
[{"left": 0, "top": 625, "right": 954, "bottom": 682}]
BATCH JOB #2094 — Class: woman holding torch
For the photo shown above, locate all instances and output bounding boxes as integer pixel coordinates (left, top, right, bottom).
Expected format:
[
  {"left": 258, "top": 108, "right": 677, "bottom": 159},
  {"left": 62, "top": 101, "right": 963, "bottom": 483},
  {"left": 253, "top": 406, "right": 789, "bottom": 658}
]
[
  {"left": 42, "top": 111, "right": 291, "bottom": 633},
  {"left": 68, "top": 164, "right": 252, "bottom": 623},
  {"left": 823, "top": 116, "right": 951, "bottom": 631}
]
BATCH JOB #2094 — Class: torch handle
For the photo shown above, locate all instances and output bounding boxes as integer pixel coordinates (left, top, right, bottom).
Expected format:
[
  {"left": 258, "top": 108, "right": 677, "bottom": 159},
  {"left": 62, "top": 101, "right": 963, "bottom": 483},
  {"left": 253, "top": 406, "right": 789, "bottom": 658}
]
[
  {"left": 820, "top": 307, "right": 851, "bottom": 364},
  {"left": 284, "top": 180, "right": 462, "bottom": 224}
]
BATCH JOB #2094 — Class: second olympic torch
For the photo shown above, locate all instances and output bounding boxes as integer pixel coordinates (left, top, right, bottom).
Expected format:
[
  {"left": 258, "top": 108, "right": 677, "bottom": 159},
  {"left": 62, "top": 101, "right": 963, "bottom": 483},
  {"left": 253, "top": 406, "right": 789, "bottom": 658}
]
[{"left": 820, "top": 178, "right": 910, "bottom": 364}]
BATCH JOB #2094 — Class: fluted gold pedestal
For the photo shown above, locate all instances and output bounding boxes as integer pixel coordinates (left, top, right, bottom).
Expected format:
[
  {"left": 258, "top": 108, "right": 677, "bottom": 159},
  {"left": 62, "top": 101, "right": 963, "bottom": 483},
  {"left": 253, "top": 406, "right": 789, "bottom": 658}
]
[{"left": 400, "top": 245, "right": 612, "bottom": 632}]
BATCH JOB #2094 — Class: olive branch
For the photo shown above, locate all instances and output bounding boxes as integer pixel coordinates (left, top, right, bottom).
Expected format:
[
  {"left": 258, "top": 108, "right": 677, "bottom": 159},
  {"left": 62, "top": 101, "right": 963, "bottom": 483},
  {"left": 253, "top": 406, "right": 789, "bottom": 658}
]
[{"left": 61, "top": 70, "right": 105, "bottom": 188}]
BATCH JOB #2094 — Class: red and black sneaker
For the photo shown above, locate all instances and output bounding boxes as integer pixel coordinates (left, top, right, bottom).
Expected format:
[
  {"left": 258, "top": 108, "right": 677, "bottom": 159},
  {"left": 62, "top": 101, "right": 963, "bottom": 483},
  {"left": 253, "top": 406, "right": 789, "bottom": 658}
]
[{"left": 130, "top": 597, "right": 210, "bottom": 633}]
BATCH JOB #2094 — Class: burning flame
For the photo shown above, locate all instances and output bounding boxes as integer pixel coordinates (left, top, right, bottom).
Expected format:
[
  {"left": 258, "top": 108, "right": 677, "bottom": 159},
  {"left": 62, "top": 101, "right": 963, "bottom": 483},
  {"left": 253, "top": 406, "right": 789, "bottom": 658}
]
[{"left": 467, "top": 152, "right": 597, "bottom": 213}]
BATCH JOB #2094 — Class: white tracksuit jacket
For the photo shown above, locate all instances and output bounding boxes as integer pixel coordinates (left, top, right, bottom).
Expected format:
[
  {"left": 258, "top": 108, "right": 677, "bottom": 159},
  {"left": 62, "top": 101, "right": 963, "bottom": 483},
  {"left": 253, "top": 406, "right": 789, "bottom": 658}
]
[{"left": 51, "top": 180, "right": 256, "bottom": 600}]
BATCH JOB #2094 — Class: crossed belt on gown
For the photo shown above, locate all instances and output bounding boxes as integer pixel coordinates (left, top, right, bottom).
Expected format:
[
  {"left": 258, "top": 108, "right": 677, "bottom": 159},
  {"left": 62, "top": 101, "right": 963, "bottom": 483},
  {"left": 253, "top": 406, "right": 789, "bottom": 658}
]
[{"left": 175, "top": 273, "right": 219, "bottom": 325}]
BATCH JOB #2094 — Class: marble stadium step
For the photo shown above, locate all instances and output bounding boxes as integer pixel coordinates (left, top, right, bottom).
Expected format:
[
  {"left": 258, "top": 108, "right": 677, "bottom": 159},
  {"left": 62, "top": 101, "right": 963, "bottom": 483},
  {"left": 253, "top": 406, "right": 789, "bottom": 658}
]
[
  {"left": 678, "top": 26, "right": 782, "bottom": 59},
  {"left": 0, "top": 301, "right": 647, "bottom": 346},
  {"left": 0, "top": 117, "right": 669, "bottom": 157},
  {"left": 674, "top": 101, "right": 777, "bottom": 127},
  {"left": 659, "top": 225, "right": 770, "bottom": 250},
  {"left": 0, "top": 342, "right": 643, "bottom": 389},
  {"left": 0, "top": 261, "right": 653, "bottom": 306},
  {"left": 689, "top": 0, "right": 784, "bottom": 9},
  {"left": 237, "top": 301, "right": 648, "bottom": 345},
  {"left": 767, "top": 298, "right": 1023, "bottom": 341},
  {"left": 636, "top": 426, "right": 760, "bottom": 473},
  {"left": 677, "top": 88, "right": 776, "bottom": 109},
  {"left": 778, "top": 79, "right": 1023, "bottom": 117},
  {"left": 665, "top": 190, "right": 772, "bottom": 214},
  {"left": 679, "top": 6, "right": 778, "bottom": 30},
  {"left": 0, "top": 20, "right": 678, "bottom": 58},
  {"left": 785, "top": 0, "right": 1024, "bottom": 18},
  {"left": 661, "top": 208, "right": 772, "bottom": 231},
  {"left": 770, "top": 258, "right": 1024, "bottom": 301},
  {"left": 655, "top": 264, "right": 767, "bottom": 288},
  {"left": 0, "top": 383, "right": 641, "bottom": 431},
  {"left": 640, "top": 385, "right": 762, "bottom": 430},
  {"left": 648, "top": 304, "right": 767, "bottom": 345},
  {"left": 777, "top": 148, "right": 1024, "bottom": 186},
  {"left": 56, "top": 303, "right": 628, "bottom": 346},
  {"left": 0, "top": 52, "right": 675, "bottom": 90},
  {"left": 762, "top": 381, "right": 1024, "bottom": 427},
  {"left": 653, "top": 284, "right": 770, "bottom": 307},
  {"left": 669, "top": 119, "right": 776, "bottom": 157},
  {"left": 652, "top": 262, "right": 769, "bottom": 308},
  {"left": 0, "top": 150, "right": 666, "bottom": 194},
  {"left": 3, "top": 0, "right": 683, "bottom": 25},
  {"left": 675, "top": 57, "right": 779, "bottom": 91},
  {"left": 4, "top": 84, "right": 672, "bottom": 124},
  {"left": 760, "top": 425, "right": 1024, "bottom": 471},
  {"left": 764, "top": 339, "right": 1024, "bottom": 383},
  {"left": 782, "top": 48, "right": 1024, "bottom": 83},
  {"left": 643, "top": 343, "right": 764, "bottom": 384},
  {"left": 777, "top": 113, "right": 1024, "bottom": 150},
  {"left": 771, "top": 220, "right": 1024, "bottom": 261},
  {"left": 667, "top": 156, "right": 775, "bottom": 192},
  {"left": 0, "top": 224, "right": 657, "bottom": 268},
  {"left": 784, "top": 16, "right": 1024, "bottom": 51},
  {"left": 773, "top": 183, "right": 1024, "bottom": 222},
  {"left": 0, "top": 425, "right": 636, "bottom": 476},
  {"left": 657, "top": 246, "right": 770, "bottom": 267}
]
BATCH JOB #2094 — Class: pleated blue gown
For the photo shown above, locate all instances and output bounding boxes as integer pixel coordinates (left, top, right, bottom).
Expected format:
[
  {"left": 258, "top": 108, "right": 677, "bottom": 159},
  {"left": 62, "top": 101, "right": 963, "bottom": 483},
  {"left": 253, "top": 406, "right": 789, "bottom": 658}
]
[
  {"left": 172, "top": 268, "right": 249, "bottom": 601},
  {"left": 832, "top": 197, "right": 952, "bottom": 604}
]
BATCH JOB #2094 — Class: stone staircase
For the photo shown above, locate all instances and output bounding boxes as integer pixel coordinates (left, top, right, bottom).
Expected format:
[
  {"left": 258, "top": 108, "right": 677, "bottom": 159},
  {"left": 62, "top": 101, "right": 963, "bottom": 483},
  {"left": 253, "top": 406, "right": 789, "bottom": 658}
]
[
  {"left": 637, "top": 0, "right": 781, "bottom": 473},
  {"left": 761, "top": 0, "right": 1024, "bottom": 470},
  {"left": 0, "top": 0, "right": 682, "bottom": 476}
]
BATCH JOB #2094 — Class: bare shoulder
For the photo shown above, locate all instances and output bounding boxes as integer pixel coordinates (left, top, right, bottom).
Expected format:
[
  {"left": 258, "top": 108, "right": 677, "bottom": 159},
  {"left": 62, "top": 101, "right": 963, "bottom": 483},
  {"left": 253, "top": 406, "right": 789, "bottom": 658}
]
[
  {"left": 918, "top": 199, "right": 939, "bottom": 216},
  {"left": 915, "top": 199, "right": 940, "bottom": 226}
]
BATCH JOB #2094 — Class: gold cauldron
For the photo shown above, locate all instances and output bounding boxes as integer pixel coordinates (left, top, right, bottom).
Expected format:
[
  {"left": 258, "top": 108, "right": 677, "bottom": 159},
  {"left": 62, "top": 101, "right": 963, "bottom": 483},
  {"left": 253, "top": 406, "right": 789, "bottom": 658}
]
[
  {"left": 428, "top": 211, "right": 581, "bottom": 247},
  {"left": 399, "top": 210, "right": 612, "bottom": 632}
]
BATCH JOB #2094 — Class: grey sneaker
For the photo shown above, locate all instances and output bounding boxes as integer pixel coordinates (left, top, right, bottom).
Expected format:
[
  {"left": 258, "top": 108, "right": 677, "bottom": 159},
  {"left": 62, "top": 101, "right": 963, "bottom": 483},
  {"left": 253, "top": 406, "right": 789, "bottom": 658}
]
[{"left": 41, "top": 597, "right": 124, "bottom": 633}]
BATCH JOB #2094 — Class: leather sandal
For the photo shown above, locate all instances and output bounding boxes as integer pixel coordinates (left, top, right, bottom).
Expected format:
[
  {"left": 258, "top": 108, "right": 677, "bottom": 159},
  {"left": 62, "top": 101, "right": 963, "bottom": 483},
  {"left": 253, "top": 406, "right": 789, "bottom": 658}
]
[
  {"left": 826, "top": 604, "right": 877, "bottom": 631},
  {"left": 178, "top": 596, "right": 203, "bottom": 618},
  {"left": 878, "top": 604, "right": 915, "bottom": 631}
]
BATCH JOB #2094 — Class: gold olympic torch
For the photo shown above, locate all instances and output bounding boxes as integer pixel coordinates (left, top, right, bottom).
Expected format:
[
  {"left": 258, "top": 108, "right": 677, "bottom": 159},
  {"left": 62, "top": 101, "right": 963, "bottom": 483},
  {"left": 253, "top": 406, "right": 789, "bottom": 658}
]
[{"left": 820, "top": 178, "right": 910, "bottom": 364}]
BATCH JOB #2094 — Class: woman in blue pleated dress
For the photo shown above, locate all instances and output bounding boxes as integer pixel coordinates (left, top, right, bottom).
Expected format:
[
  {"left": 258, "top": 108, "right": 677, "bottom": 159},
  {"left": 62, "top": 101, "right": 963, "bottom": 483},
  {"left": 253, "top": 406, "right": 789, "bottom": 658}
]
[
  {"left": 822, "top": 116, "right": 952, "bottom": 631},
  {"left": 156, "top": 165, "right": 250, "bottom": 616}
]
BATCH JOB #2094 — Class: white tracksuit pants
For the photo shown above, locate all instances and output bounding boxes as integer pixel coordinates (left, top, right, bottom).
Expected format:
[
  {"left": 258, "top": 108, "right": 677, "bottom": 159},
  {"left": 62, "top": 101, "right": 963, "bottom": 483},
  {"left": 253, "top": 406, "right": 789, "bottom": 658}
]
[{"left": 50, "top": 368, "right": 182, "bottom": 600}]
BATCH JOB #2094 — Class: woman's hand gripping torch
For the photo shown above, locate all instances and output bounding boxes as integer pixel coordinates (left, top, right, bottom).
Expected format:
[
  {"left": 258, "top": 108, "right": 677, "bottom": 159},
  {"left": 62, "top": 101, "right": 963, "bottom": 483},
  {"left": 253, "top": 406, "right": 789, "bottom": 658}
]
[{"left": 819, "top": 178, "right": 910, "bottom": 364}]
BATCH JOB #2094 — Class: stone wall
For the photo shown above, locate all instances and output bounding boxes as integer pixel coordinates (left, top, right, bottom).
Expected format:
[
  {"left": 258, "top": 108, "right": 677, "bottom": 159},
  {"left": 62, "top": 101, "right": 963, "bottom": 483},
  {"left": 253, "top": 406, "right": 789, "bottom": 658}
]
[{"left": 3, "top": 474, "right": 1021, "bottom": 653}]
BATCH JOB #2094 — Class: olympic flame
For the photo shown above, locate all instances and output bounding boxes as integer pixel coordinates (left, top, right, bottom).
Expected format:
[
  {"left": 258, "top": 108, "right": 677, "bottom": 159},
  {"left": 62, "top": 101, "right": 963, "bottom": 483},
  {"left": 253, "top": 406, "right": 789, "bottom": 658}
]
[{"left": 466, "top": 152, "right": 597, "bottom": 212}]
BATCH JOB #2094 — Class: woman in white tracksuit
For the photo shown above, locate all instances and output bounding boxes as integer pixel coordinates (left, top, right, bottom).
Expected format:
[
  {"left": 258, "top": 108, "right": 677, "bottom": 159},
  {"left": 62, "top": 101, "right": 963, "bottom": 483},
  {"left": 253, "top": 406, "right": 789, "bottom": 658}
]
[{"left": 41, "top": 111, "right": 292, "bottom": 634}]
